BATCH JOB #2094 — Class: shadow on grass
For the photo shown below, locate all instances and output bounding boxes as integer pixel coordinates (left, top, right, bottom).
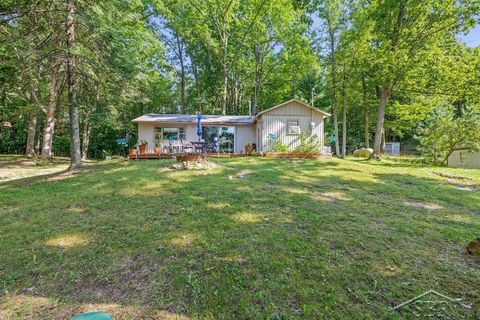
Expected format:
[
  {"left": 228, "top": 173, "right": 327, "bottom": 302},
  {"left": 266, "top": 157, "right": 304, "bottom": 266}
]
[{"left": 0, "top": 158, "right": 479, "bottom": 319}]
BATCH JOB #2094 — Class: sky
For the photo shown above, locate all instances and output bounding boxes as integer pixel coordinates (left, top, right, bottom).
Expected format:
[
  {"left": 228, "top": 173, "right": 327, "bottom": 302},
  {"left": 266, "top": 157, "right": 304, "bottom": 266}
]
[
  {"left": 310, "top": 13, "right": 479, "bottom": 48},
  {"left": 459, "top": 24, "right": 480, "bottom": 47}
]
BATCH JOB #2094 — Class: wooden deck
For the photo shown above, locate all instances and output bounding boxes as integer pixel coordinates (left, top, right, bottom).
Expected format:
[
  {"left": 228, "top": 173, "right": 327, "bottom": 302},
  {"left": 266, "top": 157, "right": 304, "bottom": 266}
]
[
  {"left": 128, "top": 153, "right": 248, "bottom": 160},
  {"left": 128, "top": 153, "right": 332, "bottom": 160},
  {"left": 128, "top": 153, "right": 175, "bottom": 160}
]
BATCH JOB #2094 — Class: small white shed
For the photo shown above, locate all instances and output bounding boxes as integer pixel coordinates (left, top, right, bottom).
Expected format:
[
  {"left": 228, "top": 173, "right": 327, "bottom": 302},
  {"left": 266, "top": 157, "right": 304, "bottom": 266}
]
[
  {"left": 384, "top": 142, "right": 400, "bottom": 156},
  {"left": 448, "top": 149, "right": 480, "bottom": 169}
]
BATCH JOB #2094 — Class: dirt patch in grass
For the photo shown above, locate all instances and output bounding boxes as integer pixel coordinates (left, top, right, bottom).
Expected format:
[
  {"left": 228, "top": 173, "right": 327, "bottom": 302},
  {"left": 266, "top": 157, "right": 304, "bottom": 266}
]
[
  {"left": 437, "top": 243, "right": 480, "bottom": 276},
  {"left": 404, "top": 199, "right": 442, "bottom": 211},
  {"left": 372, "top": 263, "right": 400, "bottom": 277},
  {"left": 431, "top": 171, "right": 478, "bottom": 191},
  {"left": 2, "top": 205, "right": 20, "bottom": 213},
  {"left": 311, "top": 191, "right": 351, "bottom": 202},
  {"left": 44, "top": 234, "right": 90, "bottom": 248},
  {"left": 71, "top": 254, "right": 164, "bottom": 305}
]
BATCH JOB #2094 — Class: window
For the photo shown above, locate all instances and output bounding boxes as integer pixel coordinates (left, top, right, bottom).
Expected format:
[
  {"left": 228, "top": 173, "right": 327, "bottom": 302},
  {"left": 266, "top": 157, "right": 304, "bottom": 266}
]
[
  {"left": 154, "top": 128, "right": 162, "bottom": 146},
  {"left": 459, "top": 151, "right": 468, "bottom": 165},
  {"left": 287, "top": 120, "right": 301, "bottom": 135},
  {"left": 155, "top": 127, "right": 186, "bottom": 144},
  {"left": 203, "top": 126, "right": 235, "bottom": 153}
]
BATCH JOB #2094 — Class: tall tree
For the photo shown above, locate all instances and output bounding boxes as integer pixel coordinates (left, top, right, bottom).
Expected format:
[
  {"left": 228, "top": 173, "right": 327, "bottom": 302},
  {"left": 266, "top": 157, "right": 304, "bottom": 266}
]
[
  {"left": 360, "top": 0, "right": 480, "bottom": 158},
  {"left": 314, "top": 0, "right": 346, "bottom": 157},
  {"left": 66, "top": 0, "right": 81, "bottom": 169}
]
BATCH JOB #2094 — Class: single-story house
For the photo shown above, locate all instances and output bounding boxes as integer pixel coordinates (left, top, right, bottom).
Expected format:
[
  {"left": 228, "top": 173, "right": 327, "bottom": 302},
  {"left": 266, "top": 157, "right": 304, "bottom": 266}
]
[
  {"left": 448, "top": 149, "right": 480, "bottom": 169},
  {"left": 132, "top": 99, "right": 330, "bottom": 154}
]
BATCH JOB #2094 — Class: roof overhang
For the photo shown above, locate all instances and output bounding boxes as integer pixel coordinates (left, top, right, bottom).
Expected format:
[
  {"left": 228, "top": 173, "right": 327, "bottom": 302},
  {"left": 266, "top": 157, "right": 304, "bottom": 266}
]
[
  {"left": 256, "top": 99, "right": 331, "bottom": 118},
  {"left": 132, "top": 114, "right": 256, "bottom": 126}
]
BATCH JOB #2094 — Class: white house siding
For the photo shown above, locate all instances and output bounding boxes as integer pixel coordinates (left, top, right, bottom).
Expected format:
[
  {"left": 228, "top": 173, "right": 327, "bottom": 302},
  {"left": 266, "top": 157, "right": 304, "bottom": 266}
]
[
  {"left": 448, "top": 150, "right": 480, "bottom": 169},
  {"left": 137, "top": 123, "right": 198, "bottom": 153},
  {"left": 137, "top": 122, "right": 155, "bottom": 153},
  {"left": 135, "top": 100, "right": 328, "bottom": 154},
  {"left": 235, "top": 125, "right": 255, "bottom": 154},
  {"left": 258, "top": 100, "right": 325, "bottom": 152},
  {"left": 184, "top": 125, "right": 199, "bottom": 142},
  {"left": 137, "top": 122, "right": 254, "bottom": 154}
]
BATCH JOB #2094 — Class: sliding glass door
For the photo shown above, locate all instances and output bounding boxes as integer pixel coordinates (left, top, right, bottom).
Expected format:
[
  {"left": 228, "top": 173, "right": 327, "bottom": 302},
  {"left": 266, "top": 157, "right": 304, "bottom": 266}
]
[{"left": 203, "top": 126, "right": 235, "bottom": 153}]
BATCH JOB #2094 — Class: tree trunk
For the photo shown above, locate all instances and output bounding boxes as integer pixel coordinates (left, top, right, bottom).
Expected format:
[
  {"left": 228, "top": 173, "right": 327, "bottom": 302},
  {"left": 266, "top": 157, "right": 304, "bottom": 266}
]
[
  {"left": 41, "top": 67, "right": 62, "bottom": 159},
  {"left": 372, "top": 2, "right": 405, "bottom": 159},
  {"left": 81, "top": 87, "right": 98, "bottom": 160},
  {"left": 189, "top": 52, "right": 200, "bottom": 100},
  {"left": 176, "top": 35, "right": 186, "bottom": 113},
  {"left": 328, "top": 28, "right": 340, "bottom": 157},
  {"left": 26, "top": 108, "right": 39, "bottom": 156},
  {"left": 362, "top": 72, "right": 369, "bottom": 148},
  {"left": 221, "top": 53, "right": 228, "bottom": 114},
  {"left": 221, "top": 30, "right": 228, "bottom": 115},
  {"left": 81, "top": 110, "right": 91, "bottom": 160},
  {"left": 342, "top": 105, "right": 347, "bottom": 157},
  {"left": 341, "top": 70, "right": 347, "bottom": 157},
  {"left": 66, "top": 0, "right": 81, "bottom": 170},
  {"left": 253, "top": 45, "right": 264, "bottom": 115},
  {"left": 372, "top": 85, "right": 391, "bottom": 158},
  {"left": 35, "top": 116, "right": 42, "bottom": 155}
]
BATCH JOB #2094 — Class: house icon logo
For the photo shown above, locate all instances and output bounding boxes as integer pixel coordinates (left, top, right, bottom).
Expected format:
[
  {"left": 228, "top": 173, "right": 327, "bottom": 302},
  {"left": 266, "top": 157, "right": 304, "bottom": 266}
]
[{"left": 393, "top": 290, "right": 477, "bottom": 318}]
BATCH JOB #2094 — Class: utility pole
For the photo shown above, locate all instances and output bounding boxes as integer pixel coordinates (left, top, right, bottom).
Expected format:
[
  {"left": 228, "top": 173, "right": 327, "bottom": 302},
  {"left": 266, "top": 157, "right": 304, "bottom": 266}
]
[{"left": 311, "top": 88, "right": 315, "bottom": 106}]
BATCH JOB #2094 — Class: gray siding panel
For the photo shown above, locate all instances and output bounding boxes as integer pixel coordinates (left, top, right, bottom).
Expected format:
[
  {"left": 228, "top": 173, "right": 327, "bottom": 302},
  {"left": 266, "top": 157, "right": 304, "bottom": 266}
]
[
  {"left": 137, "top": 122, "right": 254, "bottom": 154},
  {"left": 258, "top": 101, "right": 325, "bottom": 152},
  {"left": 137, "top": 123, "right": 155, "bottom": 153},
  {"left": 448, "top": 150, "right": 480, "bottom": 169},
  {"left": 235, "top": 126, "right": 255, "bottom": 154},
  {"left": 138, "top": 123, "right": 198, "bottom": 153},
  {"left": 135, "top": 100, "right": 327, "bottom": 154}
]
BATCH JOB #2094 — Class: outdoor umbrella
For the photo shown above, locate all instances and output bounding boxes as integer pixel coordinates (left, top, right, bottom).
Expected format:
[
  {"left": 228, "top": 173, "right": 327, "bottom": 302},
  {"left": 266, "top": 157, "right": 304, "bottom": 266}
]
[{"left": 196, "top": 112, "right": 202, "bottom": 140}]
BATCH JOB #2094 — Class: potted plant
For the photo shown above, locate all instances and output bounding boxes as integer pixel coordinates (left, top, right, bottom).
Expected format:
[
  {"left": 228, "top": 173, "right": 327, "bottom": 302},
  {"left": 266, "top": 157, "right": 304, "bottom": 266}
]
[
  {"left": 245, "top": 143, "right": 253, "bottom": 155},
  {"left": 102, "top": 149, "right": 113, "bottom": 160},
  {"left": 137, "top": 140, "right": 147, "bottom": 154},
  {"left": 154, "top": 146, "right": 161, "bottom": 154}
]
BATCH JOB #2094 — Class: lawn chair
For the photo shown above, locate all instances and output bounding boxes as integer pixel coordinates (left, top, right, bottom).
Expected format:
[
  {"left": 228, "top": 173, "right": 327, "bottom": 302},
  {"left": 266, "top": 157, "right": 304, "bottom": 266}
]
[
  {"left": 181, "top": 139, "right": 194, "bottom": 153},
  {"left": 191, "top": 141, "right": 206, "bottom": 154}
]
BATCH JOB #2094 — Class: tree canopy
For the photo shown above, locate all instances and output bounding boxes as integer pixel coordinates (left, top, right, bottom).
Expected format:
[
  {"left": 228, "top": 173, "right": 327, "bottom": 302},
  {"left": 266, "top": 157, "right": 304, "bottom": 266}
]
[{"left": 0, "top": 0, "right": 479, "bottom": 165}]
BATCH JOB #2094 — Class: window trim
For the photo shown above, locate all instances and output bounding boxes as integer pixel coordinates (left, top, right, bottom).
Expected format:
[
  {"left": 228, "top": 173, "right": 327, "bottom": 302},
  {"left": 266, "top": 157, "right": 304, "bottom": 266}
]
[
  {"left": 287, "top": 119, "right": 301, "bottom": 135},
  {"left": 155, "top": 127, "right": 186, "bottom": 143},
  {"left": 459, "top": 151, "right": 468, "bottom": 165}
]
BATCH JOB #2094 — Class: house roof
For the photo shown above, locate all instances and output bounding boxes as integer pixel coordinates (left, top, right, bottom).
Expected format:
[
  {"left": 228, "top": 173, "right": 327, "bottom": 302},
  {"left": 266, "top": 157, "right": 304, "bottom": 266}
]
[
  {"left": 132, "top": 99, "right": 329, "bottom": 125},
  {"left": 256, "top": 99, "right": 331, "bottom": 117},
  {"left": 132, "top": 114, "right": 255, "bottom": 125}
]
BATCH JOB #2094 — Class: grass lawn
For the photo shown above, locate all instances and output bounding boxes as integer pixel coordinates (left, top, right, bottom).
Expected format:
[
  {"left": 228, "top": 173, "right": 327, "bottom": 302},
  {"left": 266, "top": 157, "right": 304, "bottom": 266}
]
[
  {"left": 0, "top": 156, "right": 479, "bottom": 319},
  {"left": 0, "top": 155, "right": 69, "bottom": 182}
]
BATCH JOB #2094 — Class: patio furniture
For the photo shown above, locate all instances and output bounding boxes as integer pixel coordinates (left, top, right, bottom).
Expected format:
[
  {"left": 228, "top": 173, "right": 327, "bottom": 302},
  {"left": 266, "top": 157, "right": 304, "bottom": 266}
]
[
  {"left": 182, "top": 141, "right": 194, "bottom": 153},
  {"left": 191, "top": 141, "right": 206, "bottom": 153},
  {"left": 206, "top": 142, "right": 219, "bottom": 153},
  {"left": 138, "top": 143, "right": 147, "bottom": 155}
]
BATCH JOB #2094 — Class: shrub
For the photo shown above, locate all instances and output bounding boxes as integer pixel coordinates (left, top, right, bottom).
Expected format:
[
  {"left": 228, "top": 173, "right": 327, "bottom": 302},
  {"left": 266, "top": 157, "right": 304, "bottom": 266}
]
[
  {"left": 415, "top": 102, "right": 480, "bottom": 164},
  {"left": 267, "top": 135, "right": 289, "bottom": 152},
  {"left": 293, "top": 133, "right": 320, "bottom": 154}
]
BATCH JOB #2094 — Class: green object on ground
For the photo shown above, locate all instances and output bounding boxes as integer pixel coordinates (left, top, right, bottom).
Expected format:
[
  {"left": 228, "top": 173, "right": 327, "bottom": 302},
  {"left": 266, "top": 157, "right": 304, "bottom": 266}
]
[{"left": 70, "top": 311, "right": 113, "bottom": 320}]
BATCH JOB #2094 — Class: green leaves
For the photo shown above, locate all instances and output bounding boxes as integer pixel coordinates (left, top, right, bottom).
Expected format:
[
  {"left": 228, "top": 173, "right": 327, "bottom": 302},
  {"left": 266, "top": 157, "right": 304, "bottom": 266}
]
[{"left": 415, "top": 101, "right": 480, "bottom": 163}]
